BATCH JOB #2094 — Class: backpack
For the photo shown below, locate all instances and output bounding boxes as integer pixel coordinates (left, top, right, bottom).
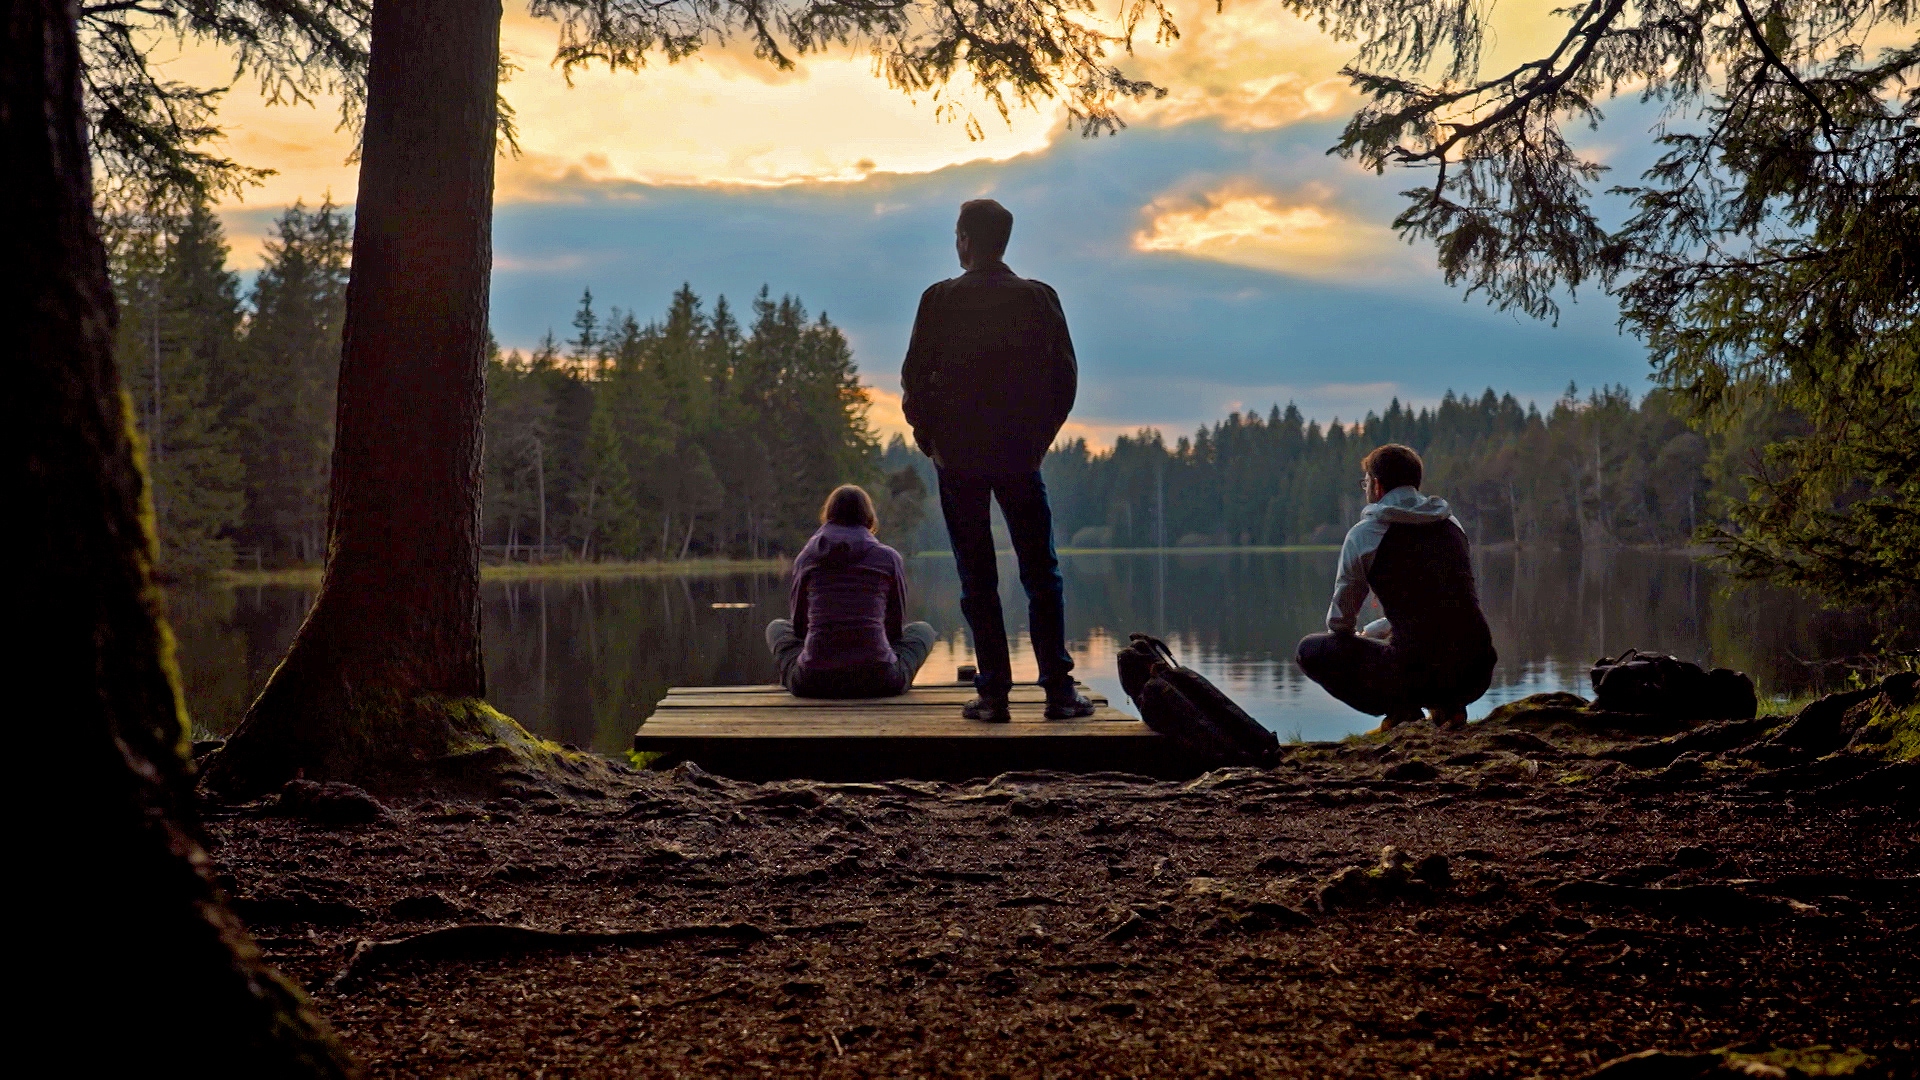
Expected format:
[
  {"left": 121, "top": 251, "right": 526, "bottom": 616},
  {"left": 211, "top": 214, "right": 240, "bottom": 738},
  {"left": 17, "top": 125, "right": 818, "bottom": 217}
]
[
  {"left": 1589, "top": 648, "right": 1757, "bottom": 720},
  {"left": 1118, "top": 634, "right": 1280, "bottom": 767}
]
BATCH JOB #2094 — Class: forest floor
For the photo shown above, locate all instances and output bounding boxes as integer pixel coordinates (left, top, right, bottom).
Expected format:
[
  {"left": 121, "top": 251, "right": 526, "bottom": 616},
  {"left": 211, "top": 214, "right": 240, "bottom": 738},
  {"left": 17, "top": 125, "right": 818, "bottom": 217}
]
[{"left": 204, "top": 699, "right": 1920, "bottom": 1079}]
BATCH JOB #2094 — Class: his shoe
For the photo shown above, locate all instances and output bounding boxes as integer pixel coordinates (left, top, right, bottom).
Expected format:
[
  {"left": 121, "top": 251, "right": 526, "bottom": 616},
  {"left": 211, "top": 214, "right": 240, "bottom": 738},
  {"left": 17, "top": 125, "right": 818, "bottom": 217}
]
[
  {"left": 1044, "top": 690, "right": 1096, "bottom": 720},
  {"left": 1377, "top": 709, "right": 1421, "bottom": 733},
  {"left": 1430, "top": 707, "right": 1468, "bottom": 732},
  {"left": 963, "top": 696, "right": 1011, "bottom": 723}
]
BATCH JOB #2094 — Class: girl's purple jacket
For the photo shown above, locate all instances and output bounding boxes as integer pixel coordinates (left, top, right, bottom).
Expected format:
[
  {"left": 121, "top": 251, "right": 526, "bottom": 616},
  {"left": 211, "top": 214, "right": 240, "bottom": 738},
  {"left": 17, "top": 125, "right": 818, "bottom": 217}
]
[{"left": 789, "top": 523, "right": 909, "bottom": 671}]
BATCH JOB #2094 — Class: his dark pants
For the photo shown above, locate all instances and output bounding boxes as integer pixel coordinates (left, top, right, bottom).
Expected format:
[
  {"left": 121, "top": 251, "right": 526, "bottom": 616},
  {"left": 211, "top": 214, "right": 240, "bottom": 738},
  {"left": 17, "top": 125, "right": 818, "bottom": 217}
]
[
  {"left": 1295, "top": 632, "right": 1494, "bottom": 716},
  {"left": 937, "top": 468, "right": 1073, "bottom": 699}
]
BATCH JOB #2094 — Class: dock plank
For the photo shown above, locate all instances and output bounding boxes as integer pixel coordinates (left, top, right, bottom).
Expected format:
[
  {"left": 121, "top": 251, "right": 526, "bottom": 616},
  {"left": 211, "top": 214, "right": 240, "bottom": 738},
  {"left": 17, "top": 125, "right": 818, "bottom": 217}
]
[
  {"left": 660, "top": 684, "right": 1082, "bottom": 703},
  {"left": 637, "top": 714, "right": 1144, "bottom": 730},
  {"left": 635, "top": 683, "right": 1206, "bottom": 781},
  {"left": 655, "top": 692, "right": 1113, "bottom": 711}
]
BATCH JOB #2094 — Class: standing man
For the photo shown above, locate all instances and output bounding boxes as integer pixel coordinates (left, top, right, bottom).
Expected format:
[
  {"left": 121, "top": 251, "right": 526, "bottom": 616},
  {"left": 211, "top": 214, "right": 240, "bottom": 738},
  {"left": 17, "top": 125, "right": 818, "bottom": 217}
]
[
  {"left": 901, "top": 199, "right": 1092, "bottom": 723},
  {"left": 1295, "top": 444, "right": 1497, "bottom": 732}
]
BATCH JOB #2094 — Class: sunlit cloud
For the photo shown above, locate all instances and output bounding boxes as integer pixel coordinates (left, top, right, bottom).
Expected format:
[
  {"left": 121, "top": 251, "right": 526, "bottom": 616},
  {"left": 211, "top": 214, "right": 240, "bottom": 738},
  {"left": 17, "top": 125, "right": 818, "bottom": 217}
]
[
  {"left": 866, "top": 386, "right": 910, "bottom": 444},
  {"left": 1137, "top": 71, "right": 1354, "bottom": 131},
  {"left": 1120, "top": 0, "right": 1358, "bottom": 131},
  {"left": 492, "top": 251, "right": 597, "bottom": 273},
  {"left": 1132, "top": 183, "right": 1406, "bottom": 280},
  {"left": 495, "top": 8, "right": 1066, "bottom": 194}
]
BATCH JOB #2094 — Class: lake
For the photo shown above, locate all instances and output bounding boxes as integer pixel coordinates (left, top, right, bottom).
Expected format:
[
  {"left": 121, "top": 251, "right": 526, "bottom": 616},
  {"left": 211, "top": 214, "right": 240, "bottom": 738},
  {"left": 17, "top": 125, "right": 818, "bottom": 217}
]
[{"left": 170, "top": 549, "right": 1872, "bottom": 756}]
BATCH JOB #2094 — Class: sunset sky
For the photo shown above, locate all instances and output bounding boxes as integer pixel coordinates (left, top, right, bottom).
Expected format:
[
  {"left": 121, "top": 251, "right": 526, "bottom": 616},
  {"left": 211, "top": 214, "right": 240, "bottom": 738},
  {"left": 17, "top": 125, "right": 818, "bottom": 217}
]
[{"left": 169, "top": 0, "right": 1650, "bottom": 446}]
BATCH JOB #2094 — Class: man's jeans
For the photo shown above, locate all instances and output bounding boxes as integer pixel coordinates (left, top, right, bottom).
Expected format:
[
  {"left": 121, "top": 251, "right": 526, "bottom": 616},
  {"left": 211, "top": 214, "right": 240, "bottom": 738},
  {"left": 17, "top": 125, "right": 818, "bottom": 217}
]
[
  {"left": 1295, "top": 631, "right": 1494, "bottom": 715},
  {"left": 766, "top": 619, "right": 937, "bottom": 698},
  {"left": 936, "top": 468, "right": 1074, "bottom": 699}
]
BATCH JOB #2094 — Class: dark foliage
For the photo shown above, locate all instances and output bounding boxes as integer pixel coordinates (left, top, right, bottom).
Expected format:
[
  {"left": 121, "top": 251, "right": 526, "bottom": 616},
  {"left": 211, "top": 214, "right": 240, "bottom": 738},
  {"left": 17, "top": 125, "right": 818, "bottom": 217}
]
[{"left": 1285, "top": 0, "right": 1918, "bottom": 609}]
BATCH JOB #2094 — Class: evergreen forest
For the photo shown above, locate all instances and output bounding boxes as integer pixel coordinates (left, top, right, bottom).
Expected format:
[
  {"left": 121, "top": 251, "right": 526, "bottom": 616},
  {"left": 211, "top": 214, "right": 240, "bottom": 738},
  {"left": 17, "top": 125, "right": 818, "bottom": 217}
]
[
  {"left": 109, "top": 199, "right": 904, "bottom": 575},
  {"left": 1015, "top": 386, "right": 1728, "bottom": 553},
  {"left": 114, "top": 196, "right": 1774, "bottom": 577}
]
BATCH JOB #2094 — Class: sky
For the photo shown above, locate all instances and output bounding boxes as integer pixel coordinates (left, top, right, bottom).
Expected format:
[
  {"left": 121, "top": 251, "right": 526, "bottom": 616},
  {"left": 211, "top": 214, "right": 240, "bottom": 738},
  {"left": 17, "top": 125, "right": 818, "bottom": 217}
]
[{"left": 172, "top": 0, "right": 1653, "bottom": 447}]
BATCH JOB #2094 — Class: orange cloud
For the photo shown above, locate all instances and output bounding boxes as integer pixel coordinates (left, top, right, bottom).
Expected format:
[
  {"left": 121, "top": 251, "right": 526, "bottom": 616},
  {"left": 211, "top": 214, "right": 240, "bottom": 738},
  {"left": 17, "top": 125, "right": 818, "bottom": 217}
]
[
  {"left": 1137, "top": 72, "right": 1354, "bottom": 131},
  {"left": 1119, "top": 0, "right": 1357, "bottom": 130},
  {"left": 1132, "top": 183, "right": 1406, "bottom": 280}
]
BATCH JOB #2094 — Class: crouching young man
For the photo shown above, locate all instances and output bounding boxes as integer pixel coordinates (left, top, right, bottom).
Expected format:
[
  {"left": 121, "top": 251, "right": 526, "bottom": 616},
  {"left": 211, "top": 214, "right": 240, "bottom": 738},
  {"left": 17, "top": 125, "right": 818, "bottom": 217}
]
[{"left": 1295, "top": 444, "right": 1497, "bottom": 732}]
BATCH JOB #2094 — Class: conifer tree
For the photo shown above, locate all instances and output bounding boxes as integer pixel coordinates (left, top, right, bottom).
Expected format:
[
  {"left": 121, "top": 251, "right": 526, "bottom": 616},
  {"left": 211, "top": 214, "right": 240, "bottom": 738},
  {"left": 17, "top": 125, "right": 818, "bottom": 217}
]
[
  {"left": 8, "top": 0, "right": 354, "bottom": 1068},
  {"left": 78, "top": 0, "right": 368, "bottom": 209},
  {"left": 107, "top": 200, "right": 246, "bottom": 577},
  {"left": 583, "top": 391, "right": 642, "bottom": 558},
  {"left": 486, "top": 340, "right": 560, "bottom": 556},
  {"left": 568, "top": 288, "right": 597, "bottom": 361},
  {"left": 205, "top": 0, "right": 568, "bottom": 797},
  {"left": 237, "top": 198, "right": 351, "bottom": 564}
]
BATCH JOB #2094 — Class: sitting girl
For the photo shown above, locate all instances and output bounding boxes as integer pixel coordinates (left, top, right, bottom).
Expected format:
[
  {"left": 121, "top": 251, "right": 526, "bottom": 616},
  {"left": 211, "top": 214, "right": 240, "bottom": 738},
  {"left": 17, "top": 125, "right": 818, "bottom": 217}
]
[{"left": 766, "top": 484, "right": 937, "bottom": 698}]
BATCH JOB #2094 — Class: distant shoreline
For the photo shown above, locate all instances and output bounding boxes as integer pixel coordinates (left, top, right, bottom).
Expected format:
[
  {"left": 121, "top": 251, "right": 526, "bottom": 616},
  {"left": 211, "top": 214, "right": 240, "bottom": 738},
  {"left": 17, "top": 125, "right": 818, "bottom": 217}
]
[
  {"left": 912, "top": 545, "right": 1343, "bottom": 558},
  {"left": 213, "top": 542, "right": 1704, "bottom": 587},
  {"left": 217, "top": 557, "right": 791, "bottom": 588}
]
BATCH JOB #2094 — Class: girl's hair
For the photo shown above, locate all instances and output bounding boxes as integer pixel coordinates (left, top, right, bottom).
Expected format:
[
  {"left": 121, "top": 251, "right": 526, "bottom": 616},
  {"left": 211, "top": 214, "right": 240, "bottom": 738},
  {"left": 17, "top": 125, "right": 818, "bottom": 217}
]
[{"left": 820, "top": 484, "right": 879, "bottom": 531}]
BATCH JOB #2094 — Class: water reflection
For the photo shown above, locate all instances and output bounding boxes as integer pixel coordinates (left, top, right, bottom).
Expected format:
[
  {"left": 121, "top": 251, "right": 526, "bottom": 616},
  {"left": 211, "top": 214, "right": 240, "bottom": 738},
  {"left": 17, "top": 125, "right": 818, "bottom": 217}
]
[{"left": 171, "top": 550, "right": 1873, "bottom": 755}]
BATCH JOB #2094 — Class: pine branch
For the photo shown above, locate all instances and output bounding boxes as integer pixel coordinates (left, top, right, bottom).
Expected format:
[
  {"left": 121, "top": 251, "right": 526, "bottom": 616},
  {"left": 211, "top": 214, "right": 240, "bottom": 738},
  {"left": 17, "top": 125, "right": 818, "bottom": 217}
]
[{"left": 1732, "top": 0, "right": 1839, "bottom": 141}]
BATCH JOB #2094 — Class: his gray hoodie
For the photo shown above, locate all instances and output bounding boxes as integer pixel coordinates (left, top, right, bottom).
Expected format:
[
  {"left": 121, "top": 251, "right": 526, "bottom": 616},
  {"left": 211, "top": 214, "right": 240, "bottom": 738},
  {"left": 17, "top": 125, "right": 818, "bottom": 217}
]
[{"left": 1336, "top": 488, "right": 1482, "bottom": 645}]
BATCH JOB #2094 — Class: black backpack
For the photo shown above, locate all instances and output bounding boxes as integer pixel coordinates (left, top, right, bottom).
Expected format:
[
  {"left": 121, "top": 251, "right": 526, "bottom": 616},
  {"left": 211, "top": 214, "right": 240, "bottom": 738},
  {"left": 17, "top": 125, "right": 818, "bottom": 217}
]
[
  {"left": 1118, "top": 634, "right": 1280, "bottom": 767},
  {"left": 1589, "top": 648, "right": 1757, "bottom": 720}
]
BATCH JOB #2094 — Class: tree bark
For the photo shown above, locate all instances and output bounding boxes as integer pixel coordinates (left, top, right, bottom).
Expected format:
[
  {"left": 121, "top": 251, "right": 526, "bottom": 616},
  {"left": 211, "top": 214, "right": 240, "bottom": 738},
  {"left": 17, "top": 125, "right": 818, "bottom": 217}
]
[
  {"left": 209, "top": 0, "right": 536, "bottom": 794},
  {"left": 5, "top": 1, "right": 352, "bottom": 1072}
]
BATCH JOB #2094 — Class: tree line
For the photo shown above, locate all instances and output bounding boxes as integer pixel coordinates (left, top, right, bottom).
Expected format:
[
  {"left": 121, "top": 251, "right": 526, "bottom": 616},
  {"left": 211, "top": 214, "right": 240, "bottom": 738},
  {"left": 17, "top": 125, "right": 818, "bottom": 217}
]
[
  {"left": 107, "top": 198, "right": 913, "bottom": 576},
  {"left": 882, "top": 386, "right": 1726, "bottom": 553},
  {"left": 109, "top": 198, "right": 1768, "bottom": 571},
  {"left": 485, "top": 289, "right": 923, "bottom": 564},
  {"left": 109, "top": 198, "right": 349, "bottom": 575}
]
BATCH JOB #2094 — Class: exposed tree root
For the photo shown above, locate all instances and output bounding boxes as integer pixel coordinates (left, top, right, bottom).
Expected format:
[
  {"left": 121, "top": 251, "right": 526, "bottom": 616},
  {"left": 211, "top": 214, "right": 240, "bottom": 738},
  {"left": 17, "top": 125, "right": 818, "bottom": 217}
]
[
  {"left": 332, "top": 919, "right": 869, "bottom": 988},
  {"left": 1795, "top": 761, "right": 1920, "bottom": 806},
  {"left": 204, "top": 692, "right": 627, "bottom": 801},
  {"left": 1551, "top": 881, "right": 1793, "bottom": 925},
  {"left": 1599, "top": 715, "right": 1781, "bottom": 768}
]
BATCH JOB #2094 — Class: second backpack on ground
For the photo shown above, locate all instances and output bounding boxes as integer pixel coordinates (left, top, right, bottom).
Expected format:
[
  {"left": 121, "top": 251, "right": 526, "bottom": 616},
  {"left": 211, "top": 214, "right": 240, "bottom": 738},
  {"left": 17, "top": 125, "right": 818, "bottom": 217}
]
[
  {"left": 1118, "top": 633, "right": 1280, "bottom": 767},
  {"left": 1589, "top": 648, "right": 1757, "bottom": 719}
]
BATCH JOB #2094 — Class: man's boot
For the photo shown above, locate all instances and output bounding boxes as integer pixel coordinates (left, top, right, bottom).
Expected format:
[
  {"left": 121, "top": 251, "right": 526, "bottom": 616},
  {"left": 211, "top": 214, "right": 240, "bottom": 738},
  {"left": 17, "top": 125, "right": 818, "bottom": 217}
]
[
  {"left": 963, "top": 696, "right": 1011, "bottom": 723},
  {"left": 1044, "top": 687, "right": 1096, "bottom": 720}
]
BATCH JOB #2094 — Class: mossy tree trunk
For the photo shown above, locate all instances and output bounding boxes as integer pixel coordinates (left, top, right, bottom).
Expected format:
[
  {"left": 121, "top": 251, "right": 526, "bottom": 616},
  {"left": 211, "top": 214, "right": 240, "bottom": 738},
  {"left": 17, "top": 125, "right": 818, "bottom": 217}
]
[
  {"left": 6, "top": 0, "right": 353, "bottom": 1071},
  {"left": 207, "top": 0, "right": 553, "bottom": 795}
]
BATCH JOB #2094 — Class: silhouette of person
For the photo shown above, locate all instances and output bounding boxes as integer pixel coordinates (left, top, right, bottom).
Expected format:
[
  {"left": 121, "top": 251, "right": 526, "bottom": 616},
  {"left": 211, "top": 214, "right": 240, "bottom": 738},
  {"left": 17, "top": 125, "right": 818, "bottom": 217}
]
[
  {"left": 766, "top": 484, "right": 938, "bottom": 698},
  {"left": 901, "top": 199, "right": 1091, "bottom": 723},
  {"left": 1295, "top": 443, "right": 1497, "bottom": 732}
]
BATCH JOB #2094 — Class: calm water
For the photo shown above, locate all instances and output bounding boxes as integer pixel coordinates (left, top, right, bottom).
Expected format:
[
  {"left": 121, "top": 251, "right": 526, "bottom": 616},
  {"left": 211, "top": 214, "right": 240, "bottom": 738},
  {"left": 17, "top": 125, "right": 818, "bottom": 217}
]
[{"left": 171, "top": 550, "right": 1871, "bottom": 756}]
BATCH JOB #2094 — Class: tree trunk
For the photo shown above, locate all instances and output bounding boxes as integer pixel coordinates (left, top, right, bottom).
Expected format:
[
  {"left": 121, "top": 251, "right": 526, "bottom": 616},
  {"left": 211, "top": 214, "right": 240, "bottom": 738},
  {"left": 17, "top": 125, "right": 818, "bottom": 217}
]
[
  {"left": 6, "top": 1, "right": 353, "bottom": 1071},
  {"left": 208, "top": 0, "right": 558, "bottom": 795}
]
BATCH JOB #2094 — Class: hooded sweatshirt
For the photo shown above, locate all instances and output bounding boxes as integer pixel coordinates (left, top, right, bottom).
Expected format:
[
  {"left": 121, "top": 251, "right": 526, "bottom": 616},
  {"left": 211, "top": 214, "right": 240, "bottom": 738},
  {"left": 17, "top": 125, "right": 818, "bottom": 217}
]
[
  {"left": 790, "top": 523, "right": 909, "bottom": 671},
  {"left": 1326, "top": 486, "right": 1494, "bottom": 666}
]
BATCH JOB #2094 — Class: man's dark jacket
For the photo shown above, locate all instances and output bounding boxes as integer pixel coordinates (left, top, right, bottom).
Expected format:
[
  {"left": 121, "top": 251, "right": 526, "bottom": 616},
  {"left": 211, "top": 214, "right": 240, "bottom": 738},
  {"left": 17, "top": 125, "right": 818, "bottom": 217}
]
[{"left": 900, "top": 262, "right": 1078, "bottom": 474}]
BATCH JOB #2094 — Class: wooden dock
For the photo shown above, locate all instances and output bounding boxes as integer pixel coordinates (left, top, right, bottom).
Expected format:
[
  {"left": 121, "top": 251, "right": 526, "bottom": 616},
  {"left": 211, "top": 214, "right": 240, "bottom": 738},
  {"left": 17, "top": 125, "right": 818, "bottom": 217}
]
[{"left": 633, "top": 683, "right": 1208, "bottom": 782}]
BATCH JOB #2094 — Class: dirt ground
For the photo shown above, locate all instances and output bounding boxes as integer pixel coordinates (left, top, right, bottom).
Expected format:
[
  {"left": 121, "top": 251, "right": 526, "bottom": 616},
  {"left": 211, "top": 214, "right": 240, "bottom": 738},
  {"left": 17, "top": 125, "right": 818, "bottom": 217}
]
[{"left": 204, "top": 704, "right": 1920, "bottom": 1078}]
